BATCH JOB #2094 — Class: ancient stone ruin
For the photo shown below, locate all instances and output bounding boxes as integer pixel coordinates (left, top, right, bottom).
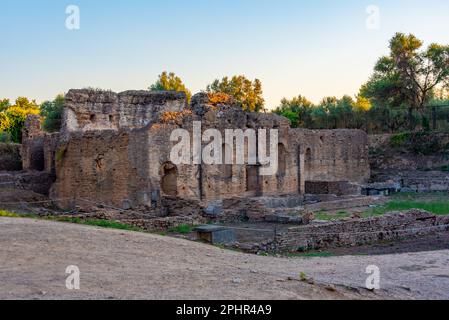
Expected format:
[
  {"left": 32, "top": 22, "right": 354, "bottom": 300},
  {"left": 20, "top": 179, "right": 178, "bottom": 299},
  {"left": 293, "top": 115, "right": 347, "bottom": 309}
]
[
  {"left": 20, "top": 89, "right": 370, "bottom": 218},
  {"left": 11, "top": 89, "right": 449, "bottom": 253}
]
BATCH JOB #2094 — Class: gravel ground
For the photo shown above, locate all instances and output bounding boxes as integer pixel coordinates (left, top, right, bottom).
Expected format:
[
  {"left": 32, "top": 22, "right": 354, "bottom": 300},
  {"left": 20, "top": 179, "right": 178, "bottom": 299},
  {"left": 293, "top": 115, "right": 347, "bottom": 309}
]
[{"left": 1, "top": 217, "right": 448, "bottom": 300}]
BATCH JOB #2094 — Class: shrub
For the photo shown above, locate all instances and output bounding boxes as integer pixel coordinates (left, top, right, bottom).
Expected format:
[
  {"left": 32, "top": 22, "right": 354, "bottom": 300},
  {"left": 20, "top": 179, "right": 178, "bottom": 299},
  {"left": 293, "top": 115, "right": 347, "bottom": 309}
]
[
  {"left": 390, "top": 132, "right": 442, "bottom": 155},
  {"left": 0, "top": 132, "right": 11, "bottom": 143},
  {"left": 390, "top": 132, "right": 410, "bottom": 148}
]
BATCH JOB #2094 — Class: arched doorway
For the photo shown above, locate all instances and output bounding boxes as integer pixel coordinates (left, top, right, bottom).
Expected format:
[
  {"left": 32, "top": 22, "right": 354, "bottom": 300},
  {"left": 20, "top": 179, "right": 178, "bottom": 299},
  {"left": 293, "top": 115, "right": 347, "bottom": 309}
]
[{"left": 160, "top": 162, "right": 178, "bottom": 196}]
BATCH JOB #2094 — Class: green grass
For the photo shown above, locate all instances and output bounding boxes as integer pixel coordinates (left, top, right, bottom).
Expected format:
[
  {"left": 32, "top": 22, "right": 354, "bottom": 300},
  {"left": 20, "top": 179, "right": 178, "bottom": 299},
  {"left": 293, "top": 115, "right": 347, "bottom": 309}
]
[
  {"left": 313, "top": 192, "right": 449, "bottom": 221},
  {"left": 0, "top": 210, "right": 144, "bottom": 232},
  {"left": 367, "top": 200, "right": 449, "bottom": 216},
  {"left": 0, "top": 210, "right": 23, "bottom": 218},
  {"left": 366, "top": 192, "right": 449, "bottom": 216},
  {"left": 292, "top": 251, "right": 333, "bottom": 258},
  {"left": 168, "top": 224, "right": 194, "bottom": 234},
  {"left": 314, "top": 211, "right": 351, "bottom": 221}
]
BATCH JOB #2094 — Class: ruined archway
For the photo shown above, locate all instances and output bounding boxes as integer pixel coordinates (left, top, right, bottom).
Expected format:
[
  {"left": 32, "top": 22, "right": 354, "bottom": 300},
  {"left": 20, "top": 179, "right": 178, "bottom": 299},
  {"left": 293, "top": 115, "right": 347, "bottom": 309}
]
[{"left": 160, "top": 162, "right": 178, "bottom": 196}]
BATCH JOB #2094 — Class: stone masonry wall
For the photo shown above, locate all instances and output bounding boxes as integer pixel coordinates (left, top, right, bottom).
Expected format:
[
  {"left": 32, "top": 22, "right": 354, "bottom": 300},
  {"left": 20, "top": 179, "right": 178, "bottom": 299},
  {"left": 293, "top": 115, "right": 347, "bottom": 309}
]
[
  {"left": 272, "top": 210, "right": 449, "bottom": 252},
  {"left": 21, "top": 115, "right": 45, "bottom": 171},
  {"left": 51, "top": 130, "right": 148, "bottom": 209},
  {"left": 51, "top": 90, "right": 371, "bottom": 210},
  {"left": 62, "top": 89, "right": 187, "bottom": 136},
  {"left": 0, "top": 143, "right": 22, "bottom": 171},
  {"left": 290, "top": 129, "right": 370, "bottom": 184}
]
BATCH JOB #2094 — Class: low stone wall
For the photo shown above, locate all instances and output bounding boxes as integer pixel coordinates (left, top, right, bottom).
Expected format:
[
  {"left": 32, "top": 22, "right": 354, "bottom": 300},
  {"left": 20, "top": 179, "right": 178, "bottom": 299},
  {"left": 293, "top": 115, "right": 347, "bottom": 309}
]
[
  {"left": 305, "top": 181, "right": 361, "bottom": 196},
  {"left": 0, "top": 171, "right": 55, "bottom": 195},
  {"left": 121, "top": 215, "right": 208, "bottom": 232},
  {"left": 371, "top": 170, "right": 449, "bottom": 193},
  {"left": 0, "top": 143, "right": 22, "bottom": 171},
  {"left": 270, "top": 210, "right": 449, "bottom": 252}
]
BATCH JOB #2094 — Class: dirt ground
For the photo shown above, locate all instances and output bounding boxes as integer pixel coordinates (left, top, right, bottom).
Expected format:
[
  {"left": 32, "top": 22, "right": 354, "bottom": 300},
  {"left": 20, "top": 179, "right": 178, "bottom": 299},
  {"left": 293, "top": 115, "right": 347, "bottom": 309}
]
[{"left": 1, "top": 217, "right": 448, "bottom": 300}]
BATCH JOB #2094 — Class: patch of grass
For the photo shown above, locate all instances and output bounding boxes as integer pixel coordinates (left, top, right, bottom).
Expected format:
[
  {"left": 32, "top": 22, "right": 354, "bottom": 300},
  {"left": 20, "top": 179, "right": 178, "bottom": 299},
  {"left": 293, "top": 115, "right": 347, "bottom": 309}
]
[
  {"left": 314, "top": 211, "right": 351, "bottom": 221},
  {"left": 0, "top": 210, "right": 144, "bottom": 232},
  {"left": 83, "top": 219, "right": 143, "bottom": 231},
  {"left": 168, "top": 224, "right": 194, "bottom": 234},
  {"left": 362, "top": 193, "right": 449, "bottom": 217},
  {"left": 288, "top": 251, "right": 333, "bottom": 258},
  {"left": 0, "top": 210, "right": 21, "bottom": 218},
  {"left": 313, "top": 193, "right": 449, "bottom": 221},
  {"left": 441, "top": 165, "right": 449, "bottom": 172},
  {"left": 384, "top": 201, "right": 449, "bottom": 215}
]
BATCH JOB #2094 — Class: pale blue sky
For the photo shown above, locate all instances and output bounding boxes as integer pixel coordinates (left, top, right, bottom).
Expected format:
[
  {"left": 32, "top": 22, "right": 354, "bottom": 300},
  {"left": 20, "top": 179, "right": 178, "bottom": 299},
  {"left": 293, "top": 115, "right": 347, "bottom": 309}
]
[{"left": 1, "top": 0, "right": 448, "bottom": 108}]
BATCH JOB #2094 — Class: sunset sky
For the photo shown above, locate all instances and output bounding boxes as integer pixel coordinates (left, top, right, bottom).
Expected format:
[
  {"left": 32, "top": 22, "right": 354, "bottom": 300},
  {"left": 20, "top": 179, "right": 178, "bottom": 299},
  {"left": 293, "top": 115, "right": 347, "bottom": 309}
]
[{"left": 1, "top": 0, "right": 448, "bottom": 108}]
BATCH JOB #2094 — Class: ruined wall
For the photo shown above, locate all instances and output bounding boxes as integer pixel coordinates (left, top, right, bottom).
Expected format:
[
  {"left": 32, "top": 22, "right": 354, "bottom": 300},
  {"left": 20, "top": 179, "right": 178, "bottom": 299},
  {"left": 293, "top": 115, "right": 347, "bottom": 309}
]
[
  {"left": 43, "top": 133, "right": 59, "bottom": 174},
  {"left": 21, "top": 115, "right": 45, "bottom": 171},
  {"left": 0, "top": 143, "right": 22, "bottom": 171},
  {"left": 62, "top": 89, "right": 187, "bottom": 135},
  {"left": 290, "top": 129, "right": 370, "bottom": 185},
  {"left": 270, "top": 210, "right": 449, "bottom": 252},
  {"left": 144, "top": 93, "right": 299, "bottom": 203},
  {"left": 305, "top": 181, "right": 361, "bottom": 196},
  {"left": 369, "top": 133, "right": 449, "bottom": 171},
  {"left": 51, "top": 129, "right": 150, "bottom": 209},
  {"left": 52, "top": 90, "right": 371, "bottom": 210}
]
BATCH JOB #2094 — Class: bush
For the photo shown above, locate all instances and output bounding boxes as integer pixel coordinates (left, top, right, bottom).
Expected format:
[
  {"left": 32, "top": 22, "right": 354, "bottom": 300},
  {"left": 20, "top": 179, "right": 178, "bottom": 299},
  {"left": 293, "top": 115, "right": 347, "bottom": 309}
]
[
  {"left": 0, "top": 132, "right": 11, "bottom": 143},
  {"left": 390, "top": 132, "right": 442, "bottom": 155},
  {"left": 390, "top": 132, "right": 410, "bottom": 148},
  {"left": 40, "top": 95, "right": 64, "bottom": 132}
]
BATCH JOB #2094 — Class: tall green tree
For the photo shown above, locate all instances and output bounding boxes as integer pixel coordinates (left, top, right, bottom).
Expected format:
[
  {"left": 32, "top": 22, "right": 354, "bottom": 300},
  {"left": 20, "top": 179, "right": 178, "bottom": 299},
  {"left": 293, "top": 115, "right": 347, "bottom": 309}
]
[
  {"left": 0, "top": 99, "right": 10, "bottom": 112},
  {"left": 206, "top": 75, "right": 265, "bottom": 112},
  {"left": 149, "top": 71, "right": 192, "bottom": 103},
  {"left": 40, "top": 94, "right": 65, "bottom": 132},
  {"left": 361, "top": 33, "right": 449, "bottom": 128},
  {"left": 273, "top": 95, "right": 314, "bottom": 127}
]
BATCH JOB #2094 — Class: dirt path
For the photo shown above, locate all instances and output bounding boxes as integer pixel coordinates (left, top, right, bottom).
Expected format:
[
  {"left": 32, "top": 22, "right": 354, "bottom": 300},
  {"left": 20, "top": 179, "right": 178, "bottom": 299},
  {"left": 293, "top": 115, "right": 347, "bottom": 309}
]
[{"left": 1, "top": 218, "right": 448, "bottom": 300}]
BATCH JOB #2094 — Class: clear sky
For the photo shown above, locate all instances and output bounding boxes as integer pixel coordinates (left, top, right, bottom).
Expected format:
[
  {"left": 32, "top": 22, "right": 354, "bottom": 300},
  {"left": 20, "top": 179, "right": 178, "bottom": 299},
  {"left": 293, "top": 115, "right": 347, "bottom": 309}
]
[{"left": 1, "top": 0, "right": 448, "bottom": 108}]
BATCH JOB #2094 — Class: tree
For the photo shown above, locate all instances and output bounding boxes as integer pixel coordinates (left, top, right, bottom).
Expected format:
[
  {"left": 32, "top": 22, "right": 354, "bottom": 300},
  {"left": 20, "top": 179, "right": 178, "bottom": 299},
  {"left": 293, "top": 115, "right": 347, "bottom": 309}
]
[
  {"left": 362, "top": 33, "right": 449, "bottom": 129},
  {"left": 149, "top": 72, "right": 192, "bottom": 103},
  {"left": 206, "top": 75, "right": 265, "bottom": 112},
  {"left": 273, "top": 95, "right": 314, "bottom": 127},
  {"left": 40, "top": 94, "right": 65, "bottom": 132},
  {"left": 0, "top": 97, "right": 40, "bottom": 143},
  {"left": 0, "top": 99, "right": 10, "bottom": 112}
]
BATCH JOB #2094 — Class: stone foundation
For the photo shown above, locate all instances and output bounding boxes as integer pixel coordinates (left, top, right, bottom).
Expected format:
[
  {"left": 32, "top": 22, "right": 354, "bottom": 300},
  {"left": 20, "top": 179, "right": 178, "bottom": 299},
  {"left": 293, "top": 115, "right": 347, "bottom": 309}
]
[
  {"left": 305, "top": 181, "right": 361, "bottom": 196},
  {"left": 269, "top": 210, "right": 449, "bottom": 252}
]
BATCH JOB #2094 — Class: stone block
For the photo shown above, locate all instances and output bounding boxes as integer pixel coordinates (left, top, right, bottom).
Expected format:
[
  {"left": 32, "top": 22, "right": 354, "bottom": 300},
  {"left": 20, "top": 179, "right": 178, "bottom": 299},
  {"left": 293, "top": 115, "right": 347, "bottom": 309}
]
[{"left": 194, "top": 225, "right": 236, "bottom": 244}]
